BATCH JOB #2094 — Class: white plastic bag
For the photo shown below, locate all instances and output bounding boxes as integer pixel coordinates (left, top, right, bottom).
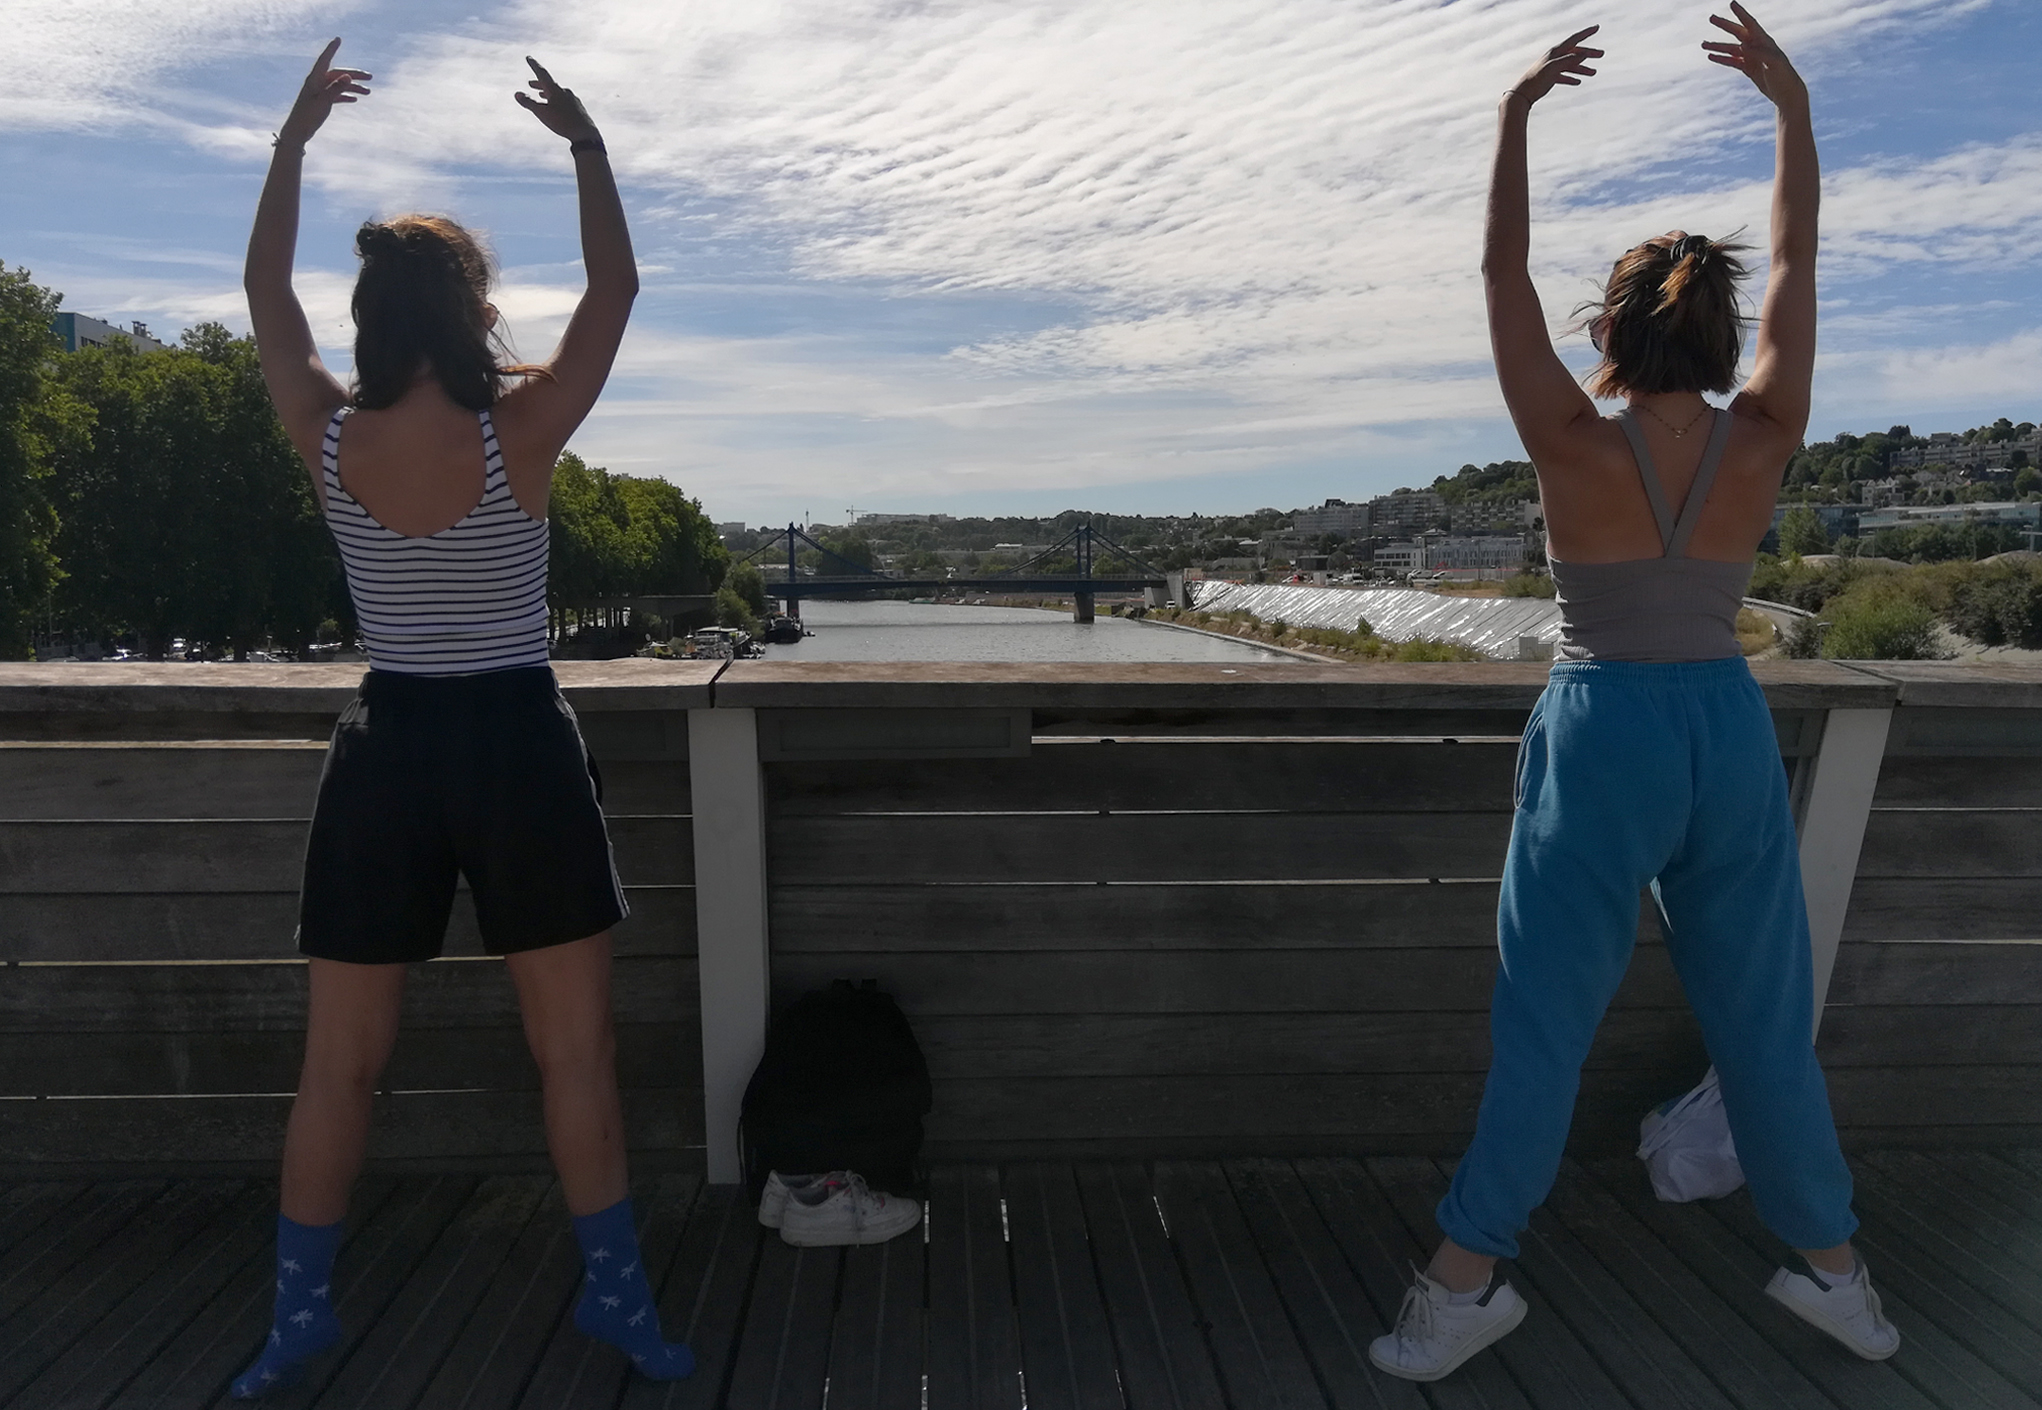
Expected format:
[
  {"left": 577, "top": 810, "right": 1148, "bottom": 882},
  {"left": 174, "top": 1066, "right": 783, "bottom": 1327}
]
[{"left": 1636, "top": 1067, "right": 1746, "bottom": 1202}]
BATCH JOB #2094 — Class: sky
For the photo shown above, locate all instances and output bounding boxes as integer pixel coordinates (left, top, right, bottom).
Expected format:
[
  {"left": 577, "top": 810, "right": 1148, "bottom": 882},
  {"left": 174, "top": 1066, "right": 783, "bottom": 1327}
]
[{"left": 6, "top": 0, "right": 2039, "bottom": 526}]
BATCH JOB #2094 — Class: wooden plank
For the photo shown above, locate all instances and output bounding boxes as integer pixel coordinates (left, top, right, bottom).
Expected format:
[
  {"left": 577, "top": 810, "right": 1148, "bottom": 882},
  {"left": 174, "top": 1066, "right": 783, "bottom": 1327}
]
[
  {"left": 1217, "top": 1160, "right": 1427, "bottom": 1410},
  {"left": 1818, "top": 1007, "right": 2042, "bottom": 1068},
  {"left": 0, "top": 1179, "right": 166, "bottom": 1323},
  {"left": 1884, "top": 704, "right": 2042, "bottom": 754},
  {"left": 1581, "top": 1159, "right": 1938, "bottom": 1410},
  {"left": 771, "top": 813, "right": 1514, "bottom": 885},
  {"left": 0, "top": 1182, "right": 87, "bottom": 1260},
  {"left": 0, "top": 711, "right": 343, "bottom": 744},
  {"left": 0, "top": 746, "right": 676, "bottom": 822},
  {"left": 1285, "top": 1158, "right": 1528, "bottom": 1410},
  {"left": 758, "top": 706, "right": 1032, "bottom": 761},
  {"left": 0, "top": 814, "right": 693, "bottom": 892},
  {"left": 927, "top": 1164, "right": 1023, "bottom": 1410},
  {"left": 1072, "top": 1160, "right": 1227, "bottom": 1410},
  {"left": 0, "top": 884, "right": 697, "bottom": 962},
  {"left": 415, "top": 1180, "right": 579, "bottom": 1410},
  {"left": 772, "top": 881, "right": 1508, "bottom": 952},
  {"left": 1034, "top": 707, "right": 1539, "bottom": 739},
  {"left": 0, "top": 1022, "right": 700, "bottom": 1098},
  {"left": 773, "top": 947, "right": 1686, "bottom": 1016},
  {"left": 1361, "top": 1156, "right": 1630, "bottom": 1409},
  {"left": 7, "top": 1087, "right": 701, "bottom": 1166},
  {"left": 618, "top": 1182, "right": 765, "bottom": 1410},
  {"left": 1874, "top": 756, "right": 2042, "bottom": 808},
  {"left": 912, "top": 1011, "right": 1704, "bottom": 1079},
  {"left": 0, "top": 1179, "right": 246, "bottom": 1402},
  {"left": 1494, "top": 1168, "right": 1739, "bottom": 1410},
  {"left": 767, "top": 741, "right": 1518, "bottom": 815},
  {"left": 1826, "top": 1068, "right": 2042, "bottom": 1130},
  {"left": 1847, "top": 1157, "right": 2042, "bottom": 1339},
  {"left": 1702, "top": 1185, "right": 2042, "bottom": 1410},
  {"left": 917, "top": 1070, "right": 1683, "bottom": 1151},
  {"left": 825, "top": 1216, "right": 928, "bottom": 1410},
  {"left": 1150, "top": 1160, "right": 1328, "bottom": 1410},
  {"left": 1842, "top": 880, "right": 2042, "bottom": 943},
  {"left": 1872, "top": 1150, "right": 2042, "bottom": 1263},
  {"left": 1827, "top": 942, "right": 2042, "bottom": 1006},
  {"left": 1002, "top": 1161, "right": 1121, "bottom": 1410},
  {"left": 0, "top": 954, "right": 696, "bottom": 1032},
  {"left": 720, "top": 1238, "right": 842, "bottom": 1410},
  {"left": 1857, "top": 810, "right": 2042, "bottom": 879},
  {"left": 515, "top": 1176, "right": 701, "bottom": 1409},
  {"left": 317, "top": 1175, "right": 552, "bottom": 1407},
  {"left": 10, "top": 1181, "right": 277, "bottom": 1410},
  {"left": 104, "top": 1175, "right": 465, "bottom": 1410}
]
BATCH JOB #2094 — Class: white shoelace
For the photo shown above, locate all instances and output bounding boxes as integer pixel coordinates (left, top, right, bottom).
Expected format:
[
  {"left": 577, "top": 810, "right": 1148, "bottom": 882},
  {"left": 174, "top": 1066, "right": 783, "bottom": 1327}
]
[{"left": 1392, "top": 1270, "right": 1437, "bottom": 1350}]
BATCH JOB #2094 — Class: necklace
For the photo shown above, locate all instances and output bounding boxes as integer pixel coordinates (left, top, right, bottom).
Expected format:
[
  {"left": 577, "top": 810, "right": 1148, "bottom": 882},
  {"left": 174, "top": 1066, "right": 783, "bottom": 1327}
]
[{"left": 1635, "top": 401, "right": 1711, "bottom": 439}]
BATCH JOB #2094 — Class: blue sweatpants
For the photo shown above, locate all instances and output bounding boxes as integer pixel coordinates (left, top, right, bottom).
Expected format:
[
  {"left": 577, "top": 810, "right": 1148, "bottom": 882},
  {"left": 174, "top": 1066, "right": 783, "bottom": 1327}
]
[{"left": 1437, "top": 656, "right": 1858, "bottom": 1259}]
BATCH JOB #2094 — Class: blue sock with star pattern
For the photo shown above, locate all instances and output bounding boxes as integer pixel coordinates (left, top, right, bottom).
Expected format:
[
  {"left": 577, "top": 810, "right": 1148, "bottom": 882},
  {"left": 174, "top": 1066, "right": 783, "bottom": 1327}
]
[
  {"left": 232, "top": 1213, "right": 343, "bottom": 1398},
  {"left": 571, "top": 1197, "right": 694, "bottom": 1380}
]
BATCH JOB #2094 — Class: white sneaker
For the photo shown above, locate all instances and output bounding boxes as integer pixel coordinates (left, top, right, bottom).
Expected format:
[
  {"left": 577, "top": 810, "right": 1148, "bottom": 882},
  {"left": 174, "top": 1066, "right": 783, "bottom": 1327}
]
[
  {"left": 1368, "top": 1267, "right": 1527, "bottom": 1382},
  {"left": 757, "top": 1171, "right": 825, "bottom": 1229},
  {"left": 777, "top": 1171, "right": 921, "bottom": 1247},
  {"left": 1765, "top": 1259, "right": 1901, "bottom": 1360}
]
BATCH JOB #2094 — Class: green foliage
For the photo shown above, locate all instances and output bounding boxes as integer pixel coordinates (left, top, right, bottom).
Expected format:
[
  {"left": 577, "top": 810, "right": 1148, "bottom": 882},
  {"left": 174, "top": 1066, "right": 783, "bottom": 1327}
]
[
  {"left": 1818, "top": 576, "right": 1949, "bottom": 660},
  {"left": 1783, "top": 615, "right": 1825, "bottom": 659},
  {"left": 548, "top": 452, "right": 727, "bottom": 608},
  {"left": 1388, "top": 638, "right": 1488, "bottom": 661},
  {"left": 0, "top": 265, "right": 67, "bottom": 657},
  {"left": 727, "top": 561, "right": 769, "bottom": 617},
  {"left": 715, "top": 584, "right": 760, "bottom": 635},
  {"left": 1778, "top": 506, "right": 1830, "bottom": 556},
  {"left": 1432, "top": 459, "right": 1537, "bottom": 505},
  {"left": 1866, "top": 521, "right": 2026, "bottom": 563},
  {"left": 49, "top": 324, "right": 335, "bottom": 657},
  {"left": 1501, "top": 572, "right": 1556, "bottom": 599},
  {"left": 1940, "top": 562, "right": 2042, "bottom": 649}
]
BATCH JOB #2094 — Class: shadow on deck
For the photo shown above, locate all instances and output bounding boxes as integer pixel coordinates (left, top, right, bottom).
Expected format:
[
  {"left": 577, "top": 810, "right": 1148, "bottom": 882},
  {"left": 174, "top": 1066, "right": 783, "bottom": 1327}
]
[{"left": 5, "top": 1151, "right": 2041, "bottom": 1410}]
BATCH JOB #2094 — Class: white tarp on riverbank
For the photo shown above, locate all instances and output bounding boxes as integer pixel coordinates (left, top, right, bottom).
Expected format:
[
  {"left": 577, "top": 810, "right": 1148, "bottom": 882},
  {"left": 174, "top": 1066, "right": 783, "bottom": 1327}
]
[{"left": 1189, "top": 581, "right": 1563, "bottom": 660}]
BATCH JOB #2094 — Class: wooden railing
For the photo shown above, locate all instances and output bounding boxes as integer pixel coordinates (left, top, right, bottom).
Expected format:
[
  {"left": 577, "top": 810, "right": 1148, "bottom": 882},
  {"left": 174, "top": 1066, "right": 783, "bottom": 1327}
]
[{"left": 1, "top": 660, "right": 2036, "bottom": 1178}]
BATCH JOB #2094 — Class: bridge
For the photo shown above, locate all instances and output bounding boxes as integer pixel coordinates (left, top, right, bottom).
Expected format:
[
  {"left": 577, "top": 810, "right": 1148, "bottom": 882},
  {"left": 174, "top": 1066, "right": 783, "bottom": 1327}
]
[{"left": 741, "top": 521, "right": 1180, "bottom": 622}]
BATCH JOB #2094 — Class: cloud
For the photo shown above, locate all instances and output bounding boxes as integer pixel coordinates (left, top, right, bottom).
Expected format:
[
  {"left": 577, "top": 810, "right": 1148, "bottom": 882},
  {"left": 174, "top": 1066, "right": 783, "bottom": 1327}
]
[{"left": 9, "top": 0, "right": 2038, "bottom": 514}]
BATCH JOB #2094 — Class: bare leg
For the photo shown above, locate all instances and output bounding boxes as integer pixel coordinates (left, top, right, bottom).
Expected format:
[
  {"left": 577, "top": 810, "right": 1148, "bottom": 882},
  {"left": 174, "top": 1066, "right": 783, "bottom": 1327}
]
[
  {"left": 1426, "top": 1239, "right": 1498, "bottom": 1294},
  {"left": 280, "top": 959, "right": 407, "bottom": 1226},
  {"left": 506, "top": 933, "right": 628, "bottom": 1216}
]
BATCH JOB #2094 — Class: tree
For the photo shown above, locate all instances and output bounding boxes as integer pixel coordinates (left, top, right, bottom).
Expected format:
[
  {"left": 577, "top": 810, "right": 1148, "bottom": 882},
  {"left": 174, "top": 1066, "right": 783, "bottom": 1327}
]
[
  {"left": 49, "top": 324, "right": 335, "bottom": 658},
  {"left": 547, "top": 451, "right": 729, "bottom": 633},
  {"left": 726, "top": 561, "right": 768, "bottom": 616},
  {"left": 1779, "top": 506, "right": 1830, "bottom": 556},
  {"left": 0, "top": 266, "right": 70, "bottom": 657}
]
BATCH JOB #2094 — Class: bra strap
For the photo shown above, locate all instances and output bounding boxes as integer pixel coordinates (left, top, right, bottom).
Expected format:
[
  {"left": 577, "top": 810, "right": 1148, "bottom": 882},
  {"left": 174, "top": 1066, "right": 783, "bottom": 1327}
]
[
  {"left": 1664, "top": 409, "right": 1734, "bottom": 559},
  {"left": 1615, "top": 410, "right": 1678, "bottom": 552}
]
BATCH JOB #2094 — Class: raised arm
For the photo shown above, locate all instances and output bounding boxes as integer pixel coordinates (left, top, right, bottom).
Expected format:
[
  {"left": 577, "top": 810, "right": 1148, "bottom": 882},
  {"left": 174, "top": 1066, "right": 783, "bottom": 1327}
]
[
  {"left": 1707, "top": 3, "right": 1817, "bottom": 438},
  {"left": 495, "top": 59, "right": 639, "bottom": 464},
  {"left": 1485, "top": 29, "right": 1605, "bottom": 465},
  {"left": 245, "top": 40, "right": 368, "bottom": 474}
]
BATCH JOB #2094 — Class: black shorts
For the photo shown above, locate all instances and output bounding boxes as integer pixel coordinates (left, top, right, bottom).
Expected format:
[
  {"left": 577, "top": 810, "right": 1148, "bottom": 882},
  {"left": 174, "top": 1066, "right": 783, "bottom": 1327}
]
[{"left": 297, "top": 667, "right": 629, "bottom": 964}]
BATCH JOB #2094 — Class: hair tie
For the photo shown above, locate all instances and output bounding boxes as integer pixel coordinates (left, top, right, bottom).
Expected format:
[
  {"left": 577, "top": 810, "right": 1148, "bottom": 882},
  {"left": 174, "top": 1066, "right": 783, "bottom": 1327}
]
[{"left": 1671, "top": 233, "right": 1711, "bottom": 265}]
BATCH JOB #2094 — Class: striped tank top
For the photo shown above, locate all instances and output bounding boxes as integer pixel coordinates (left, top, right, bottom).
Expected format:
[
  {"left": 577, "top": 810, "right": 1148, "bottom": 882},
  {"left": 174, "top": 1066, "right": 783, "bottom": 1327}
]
[{"left": 321, "top": 406, "right": 552, "bottom": 675}]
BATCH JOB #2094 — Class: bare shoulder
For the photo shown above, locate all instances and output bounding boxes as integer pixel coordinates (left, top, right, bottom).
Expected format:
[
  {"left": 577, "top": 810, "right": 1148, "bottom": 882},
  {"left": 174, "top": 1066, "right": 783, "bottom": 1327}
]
[
  {"left": 1722, "top": 395, "right": 1803, "bottom": 480},
  {"left": 487, "top": 389, "right": 559, "bottom": 518},
  {"left": 1532, "top": 412, "right": 1639, "bottom": 493}
]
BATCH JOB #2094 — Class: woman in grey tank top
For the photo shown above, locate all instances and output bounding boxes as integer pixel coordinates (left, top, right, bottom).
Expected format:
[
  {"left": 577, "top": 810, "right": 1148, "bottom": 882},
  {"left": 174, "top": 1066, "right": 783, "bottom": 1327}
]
[{"left": 1370, "top": 5, "right": 1900, "bottom": 1382}]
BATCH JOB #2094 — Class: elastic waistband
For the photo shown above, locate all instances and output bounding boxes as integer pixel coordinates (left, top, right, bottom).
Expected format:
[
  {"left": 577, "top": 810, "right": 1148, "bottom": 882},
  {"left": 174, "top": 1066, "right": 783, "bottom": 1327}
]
[
  {"left": 358, "top": 665, "right": 558, "bottom": 704},
  {"left": 1546, "top": 656, "right": 1754, "bottom": 689}
]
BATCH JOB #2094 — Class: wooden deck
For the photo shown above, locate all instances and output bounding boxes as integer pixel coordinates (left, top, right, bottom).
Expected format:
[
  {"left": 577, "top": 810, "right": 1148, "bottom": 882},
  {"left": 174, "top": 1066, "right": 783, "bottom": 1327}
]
[{"left": 4, "top": 1151, "right": 2040, "bottom": 1410}]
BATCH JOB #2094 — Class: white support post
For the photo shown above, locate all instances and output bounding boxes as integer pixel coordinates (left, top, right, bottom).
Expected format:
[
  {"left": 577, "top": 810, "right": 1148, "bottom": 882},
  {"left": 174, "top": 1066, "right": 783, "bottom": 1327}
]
[
  {"left": 1797, "top": 707, "right": 1893, "bottom": 1038},
  {"left": 688, "top": 706, "right": 770, "bottom": 1184}
]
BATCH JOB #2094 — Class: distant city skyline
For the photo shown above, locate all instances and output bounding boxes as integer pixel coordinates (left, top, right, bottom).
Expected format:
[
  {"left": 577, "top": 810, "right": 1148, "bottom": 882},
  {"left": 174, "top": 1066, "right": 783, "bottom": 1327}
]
[{"left": 9, "top": 0, "right": 2040, "bottom": 525}]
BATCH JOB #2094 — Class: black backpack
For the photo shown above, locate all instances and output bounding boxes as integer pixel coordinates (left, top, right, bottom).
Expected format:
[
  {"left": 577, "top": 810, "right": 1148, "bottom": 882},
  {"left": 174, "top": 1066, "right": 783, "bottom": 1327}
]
[{"left": 739, "top": 980, "right": 932, "bottom": 1198}]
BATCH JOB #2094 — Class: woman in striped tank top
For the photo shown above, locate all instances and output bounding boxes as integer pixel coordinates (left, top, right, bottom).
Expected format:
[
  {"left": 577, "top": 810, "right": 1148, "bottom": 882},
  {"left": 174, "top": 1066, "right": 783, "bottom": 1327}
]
[{"left": 233, "top": 41, "right": 691, "bottom": 1394}]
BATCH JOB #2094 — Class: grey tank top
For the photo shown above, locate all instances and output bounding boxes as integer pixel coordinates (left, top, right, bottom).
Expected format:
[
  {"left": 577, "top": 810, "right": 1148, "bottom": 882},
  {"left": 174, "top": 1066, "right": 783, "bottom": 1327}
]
[{"left": 1549, "top": 408, "right": 1754, "bottom": 664}]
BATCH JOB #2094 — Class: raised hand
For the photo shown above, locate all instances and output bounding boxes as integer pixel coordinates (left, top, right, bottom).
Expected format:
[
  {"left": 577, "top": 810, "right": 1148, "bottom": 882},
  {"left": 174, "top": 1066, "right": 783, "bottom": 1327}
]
[
  {"left": 1704, "top": 2, "right": 1807, "bottom": 111},
  {"left": 515, "top": 58, "right": 600, "bottom": 144},
  {"left": 1508, "top": 25, "right": 1603, "bottom": 108},
  {"left": 276, "top": 39, "right": 370, "bottom": 151}
]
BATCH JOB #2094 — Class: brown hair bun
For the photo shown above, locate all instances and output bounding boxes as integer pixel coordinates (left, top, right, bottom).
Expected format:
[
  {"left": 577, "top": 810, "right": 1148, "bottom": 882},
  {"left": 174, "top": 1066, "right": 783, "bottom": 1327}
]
[{"left": 1579, "top": 232, "right": 1751, "bottom": 399}]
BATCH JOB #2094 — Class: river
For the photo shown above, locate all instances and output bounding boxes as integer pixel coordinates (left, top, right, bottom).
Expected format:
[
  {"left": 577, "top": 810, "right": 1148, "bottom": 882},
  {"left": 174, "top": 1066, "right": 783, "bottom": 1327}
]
[{"left": 764, "top": 599, "right": 1293, "bottom": 663}]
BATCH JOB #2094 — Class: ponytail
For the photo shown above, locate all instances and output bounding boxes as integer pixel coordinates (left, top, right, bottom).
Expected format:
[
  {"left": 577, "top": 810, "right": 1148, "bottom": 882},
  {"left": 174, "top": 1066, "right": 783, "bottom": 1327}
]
[{"left": 1580, "top": 232, "right": 1751, "bottom": 399}]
